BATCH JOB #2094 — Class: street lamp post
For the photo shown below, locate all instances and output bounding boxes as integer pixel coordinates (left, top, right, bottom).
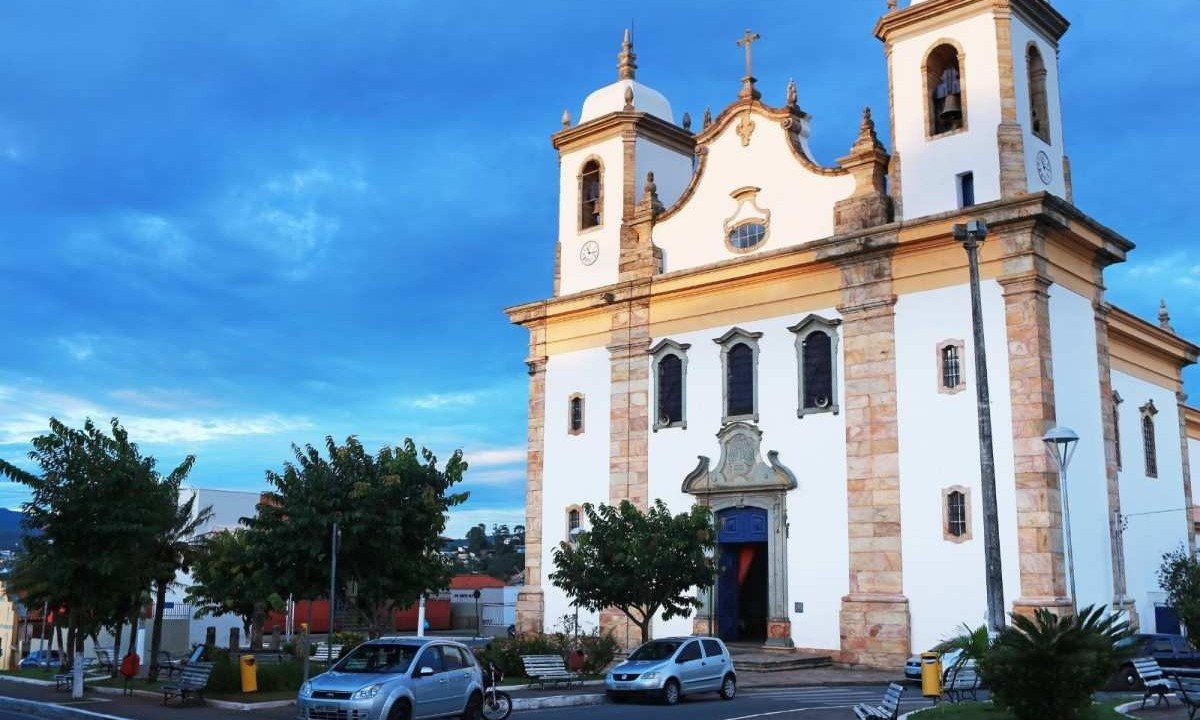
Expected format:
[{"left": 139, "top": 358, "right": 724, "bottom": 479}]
[
  {"left": 954, "top": 219, "right": 1007, "bottom": 633},
  {"left": 329, "top": 514, "right": 341, "bottom": 641},
  {"left": 1043, "top": 426, "right": 1080, "bottom": 608}
]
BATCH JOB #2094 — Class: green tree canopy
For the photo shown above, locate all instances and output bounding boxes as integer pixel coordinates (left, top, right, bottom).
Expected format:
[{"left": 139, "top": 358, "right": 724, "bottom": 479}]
[
  {"left": 1158, "top": 547, "right": 1200, "bottom": 644},
  {"left": 549, "top": 500, "right": 715, "bottom": 643},
  {"left": 244, "top": 436, "right": 468, "bottom": 636},
  {"left": 185, "top": 527, "right": 278, "bottom": 636}
]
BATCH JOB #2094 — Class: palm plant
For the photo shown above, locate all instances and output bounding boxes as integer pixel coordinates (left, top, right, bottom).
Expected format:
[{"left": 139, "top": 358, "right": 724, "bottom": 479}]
[
  {"left": 979, "top": 605, "right": 1130, "bottom": 720},
  {"left": 146, "top": 491, "right": 213, "bottom": 682},
  {"left": 941, "top": 622, "right": 991, "bottom": 667}
]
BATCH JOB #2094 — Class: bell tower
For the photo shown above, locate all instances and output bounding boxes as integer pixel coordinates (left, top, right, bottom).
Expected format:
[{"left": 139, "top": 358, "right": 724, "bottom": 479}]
[{"left": 875, "top": 0, "right": 1070, "bottom": 220}]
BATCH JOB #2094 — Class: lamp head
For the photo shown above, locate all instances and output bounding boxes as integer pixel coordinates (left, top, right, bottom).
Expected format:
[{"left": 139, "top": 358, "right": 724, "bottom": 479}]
[
  {"left": 953, "top": 219, "right": 988, "bottom": 244},
  {"left": 1042, "top": 426, "right": 1079, "bottom": 472}
]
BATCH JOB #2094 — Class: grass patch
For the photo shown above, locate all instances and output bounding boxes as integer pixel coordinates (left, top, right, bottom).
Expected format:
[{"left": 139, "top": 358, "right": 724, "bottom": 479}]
[
  {"left": 0, "top": 668, "right": 59, "bottom": 681},
  {"left": 209, "top": 689, "right": 297, "bottom": 703},
  {"left": 914, "top": 701, "right": 1127, "bottom": 719}
]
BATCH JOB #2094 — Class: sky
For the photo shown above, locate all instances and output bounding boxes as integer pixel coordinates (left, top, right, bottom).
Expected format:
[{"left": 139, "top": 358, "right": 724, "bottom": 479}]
[{"left": 0, "top": 1, "right": 1196, "bottom": 537}]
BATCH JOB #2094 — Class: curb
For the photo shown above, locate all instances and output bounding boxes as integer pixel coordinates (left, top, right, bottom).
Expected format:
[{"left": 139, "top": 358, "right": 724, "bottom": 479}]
[
  {"left": 1114, "top": 699, "right": 1144, "bottom": 718},
  {"left": 0, "top": 694, "right": 133, "bottom": 720},
  {"left": 512, "top": 692, "right": 607, "bottom": 710}
]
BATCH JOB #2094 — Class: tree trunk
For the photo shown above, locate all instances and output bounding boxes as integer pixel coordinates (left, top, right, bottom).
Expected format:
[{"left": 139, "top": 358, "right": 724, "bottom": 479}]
[
  {"left": 112, "top": 622, "right": 124, "bottom": 678},
  {"left": 65, "top": 619, "right": 75, "bottom": 672},
  {"left": 147, "top": 579, "right": 168, "bottom": 681},
  {"left": 251, "top": 602, "right": 265, "bottom": 651},
  {"left": 126, "top": 609, "right": 139, "bottom": 659}
]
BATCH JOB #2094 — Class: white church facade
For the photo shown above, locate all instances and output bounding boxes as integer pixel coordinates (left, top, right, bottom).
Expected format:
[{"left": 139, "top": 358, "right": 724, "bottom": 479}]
[{"left": 506, "top": 0, "right": 1200, "bottom": 667}]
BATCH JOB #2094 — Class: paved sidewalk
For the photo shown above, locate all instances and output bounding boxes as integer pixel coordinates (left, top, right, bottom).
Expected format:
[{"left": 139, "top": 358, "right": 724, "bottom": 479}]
[{"left": 0, "top": 680, "right": 293, "bottom": 720}]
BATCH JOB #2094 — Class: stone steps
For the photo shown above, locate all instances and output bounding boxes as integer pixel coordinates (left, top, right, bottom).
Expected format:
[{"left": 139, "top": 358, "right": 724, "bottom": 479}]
[{"left": 726, "top": 644, "right": 833, "bottom": 672}]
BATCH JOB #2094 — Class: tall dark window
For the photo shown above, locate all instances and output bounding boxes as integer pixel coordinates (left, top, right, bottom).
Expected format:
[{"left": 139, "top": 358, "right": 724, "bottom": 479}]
[
  {"left": 1113, "top": 392, "right": 1123, "bottom": 471},
  {"left": 1142, "top": 411, "right": 1158, "bottom": 478},
  {"left": 946, "top": 491, "right": 967, "bottom": 538},
  {"left": 802, "top": 331, "right": 833, "bottom": 410},
  {"left": 1027, "top": 44, "right": 1050, "bottom": 143},
  {"left": 927, "top": 44, "right": 965, "bottom": 135},
  {"left": 580, "top": 160, "right": 602, "bottom": 229},
  {"left": 657, "top": 354, "right": 683, "bottom": 425},
  {"left": 568, "top": 509, "right": 580, "bottom": 533},
  {"left": 958, "top": 172, "right": 975, "bottom": 208},
  {"left": 726, "top": 343, "right": 754, "bottom": 418},
  {"left": 942, "top": 344, "right": 962, "bottom": 389},
  {"left": 569, "top": 395, "right": 584, "bottom": 435}
]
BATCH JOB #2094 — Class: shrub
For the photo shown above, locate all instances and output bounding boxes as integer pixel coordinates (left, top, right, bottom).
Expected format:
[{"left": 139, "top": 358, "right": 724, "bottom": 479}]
[
  {"left": 257, "top": 660, "right": 305, "bottom": 692},
  {"left": 978, "top": 605, "right": 1130, "bottom": 720},
  {"left": 1158, "top": 547, "right": 1200, "bottom": 644},
  {"left": 205, "top": 650, "right": 239, "bottom": 693},
  {"left": 578, "top": 631, "right": 619, "bottom": 674},
  {"left": 476, "top": 634, "right": 568, "bottom": 678}
]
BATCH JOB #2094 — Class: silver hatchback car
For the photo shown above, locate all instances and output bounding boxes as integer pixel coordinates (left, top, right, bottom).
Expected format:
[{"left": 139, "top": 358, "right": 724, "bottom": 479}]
[
  {"left": 297, "top": 637, "right": 484, "bottom": 720},
  {"left": 605, "top": 636, "right": 737, "bottom": 705}
]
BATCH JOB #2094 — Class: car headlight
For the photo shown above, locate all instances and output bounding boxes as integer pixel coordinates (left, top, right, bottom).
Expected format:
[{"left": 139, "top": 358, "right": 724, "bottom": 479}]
[
  {"left": 641, "top": 672, "right": 658, "bottom": 680},
  {"left": 299, "top": 681, "right": 313, "bottom": 698},
  {"left": 352, "top": 683, "right": 382, "bottom": 700}
]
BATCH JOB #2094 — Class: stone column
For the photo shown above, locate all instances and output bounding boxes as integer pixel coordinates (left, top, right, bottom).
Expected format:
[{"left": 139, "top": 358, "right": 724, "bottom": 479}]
[
  {"left": 834, "top": 246, "right": 911, "bottom": 668},
  {"left": 515, "top": 325, "right": 548, "bottom": 636},
  {"left": 1094, "top": 304, "right": 1138, "bottom": 627},
  {"left": 994, "top": 6, "right": 1028, "bottom": 199},
  {"left": 1178, "top": 391, "right": 1197, "bottom": 553},
  {"left": 999, "top": 224, "right": 1070, "bottom": 616}
]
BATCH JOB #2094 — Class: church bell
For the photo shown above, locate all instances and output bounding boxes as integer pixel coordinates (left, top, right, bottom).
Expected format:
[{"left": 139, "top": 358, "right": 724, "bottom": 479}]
[{"left": 940, "top": 92, "right": 962, "bottom": 123}]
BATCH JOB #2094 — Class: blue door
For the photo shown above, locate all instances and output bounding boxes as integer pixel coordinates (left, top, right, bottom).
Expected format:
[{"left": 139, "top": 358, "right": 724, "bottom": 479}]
[
  {"left": 716, "top": 508, "right": 768, "bottom": 641},
  {"left": 718, "top": 507, "right": 768, "bottom": 544},
  {"left": 1156, "top": 605, "right": 1182, "bottom": 635}
]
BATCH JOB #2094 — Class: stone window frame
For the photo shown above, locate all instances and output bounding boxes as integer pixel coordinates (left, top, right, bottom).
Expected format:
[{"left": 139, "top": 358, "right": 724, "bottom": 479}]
[
  {"left": 565, "top": 504, "right": 583, "bottom": 543},
  {"left": 922, "top": 39, "right": 969, "bottom": 140},
  {"left": 937, "top": 339, "right": 967, "bottom": 395},
  {"left": 714, "top": 327, "right": 763, "bottom": 425},
  {"left": 1026, "top": 42, "right": 1051, "bottom": 145},
  {"left": 578, "top": 156, "right": 605, "bottom": 232},
  {"left": 942, "top": 485, "right": 972, "bottom": 543},
  {"left": 648, "top": 339, "right": 691, "bottom": 432},
  {"left": 788, "top": 314, "right": 842, "bottom": 418},
  {"left": 1141, "top": 399, "right": 1158, "bottom": 479},
  {"left": 1113, "top": 390, "right": 1123, "bottom": 471},
  {"left": 567, "top": 393, "right": 585, "bottom": 436}
]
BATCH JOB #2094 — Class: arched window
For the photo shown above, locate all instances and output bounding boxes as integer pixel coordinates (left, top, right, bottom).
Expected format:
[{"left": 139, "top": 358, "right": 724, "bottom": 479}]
[
  {"left": 1141, "top": 401, "right": 1158, "bottom": 478},
  {"left": 790, "top": 315, "right": 841, "bottom": 417},
  {"left": 649, "top": 339, "right": 690, "bottom": 431},
  {"left": 714, "top": 328, "right": 762, "bottom": 424},
  {"left": 579, "top": 159, "right": 603, "bottom": 229},
  {"left": 568, "top": 508, "right": 580, "bottom": 532},
  {"left": 937, "top": 340, "right": 966, "bottom": 394},
  {"left": 945, "top": 488, "right": 969, "bottom": 540},
  {"left": 568, "top": 393, "right": 585, "bottom": 435},
  {"left": 926, "top": 43, "right": 965, "bottom": 136},
  {"left": 566, "top": 506, "right": 583, "bottom": 543},
  {"left": 1027, "top": 44, "right": 1050, "bottom": 144}
]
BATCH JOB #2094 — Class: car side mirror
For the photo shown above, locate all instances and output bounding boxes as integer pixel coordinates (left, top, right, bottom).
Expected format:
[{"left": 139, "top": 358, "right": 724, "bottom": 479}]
[{"left": 416, "top": 666, "right": 436, "bottom": 678}]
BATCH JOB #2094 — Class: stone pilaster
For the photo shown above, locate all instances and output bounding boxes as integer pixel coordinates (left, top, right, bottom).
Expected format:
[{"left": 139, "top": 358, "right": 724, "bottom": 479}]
[
  {"left": 999, "top": 224, "right": 1070, "bottom": 616},
  {"left": 516, "top": 325, "right": 548, "bottom": 636},
  {"left": 835, "top": 247, "right": 911, "bottom": 668},
  {"left": 1094, "top": 304, "right": 1138, "bottom": 627},
  {"left": 994, "top": 7, "right": 1028, "bottom": 199},
  {"left": 1178, "top": 391, "right": 1196, "bottom": 553}
]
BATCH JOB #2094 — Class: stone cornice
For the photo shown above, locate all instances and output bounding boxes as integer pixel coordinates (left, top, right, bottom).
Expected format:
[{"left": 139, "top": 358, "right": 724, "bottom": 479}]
[
  {"left": 1184, "top": 405, "right": 1200, "bottom": 440},
  {"left": 552, "top": 111, "right": 694, "bottom": 156},
  {"left": 874, "top": 0, "right": 1069, "bottom": 45},
  {"left": 1106, "top": 304, "right": 1200, "bottom": 370}
]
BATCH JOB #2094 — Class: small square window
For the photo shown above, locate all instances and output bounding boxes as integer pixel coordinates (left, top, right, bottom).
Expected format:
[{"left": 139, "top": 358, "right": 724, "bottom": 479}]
[
  {"left": 568, "top": 394, "right": 585, "bottom": 435},
  {"left": 943, "top": 486, "right": 972, "bottom": 543},
  {"left": 937, "top": 340, "right": 966, "bottom": 394}
]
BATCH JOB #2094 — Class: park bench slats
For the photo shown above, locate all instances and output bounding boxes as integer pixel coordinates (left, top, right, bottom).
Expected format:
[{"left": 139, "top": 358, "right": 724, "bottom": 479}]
[
  {"left": 521, "top": 654, "right": 581, "bottom": 689},
  {"left": 54, "top": 658, "right": 97, "bottom": 690},
  {"left": 1174, "top": 674, "right": 1200, "bottom": 720},
  {"left": 1133, "top": 656, "right": 1180, "bottom": 709},
  {"left": 157, "top": 650, "right": 184, "bottom": 678},
  {"left": 942, "top": 660, "right": 982, "bottom": 703},
  {"left": 93, "top": 650, "right": 114, "bottom": 673},
  {"left": 162, "top": 660, "right": 214, "bottom": 705},
  {"left": 853, "top": 682, "right": 905, "bottom": 720}
]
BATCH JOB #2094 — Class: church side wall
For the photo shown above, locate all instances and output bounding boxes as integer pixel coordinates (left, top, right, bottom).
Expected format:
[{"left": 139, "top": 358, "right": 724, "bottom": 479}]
[
  {"left": 635, "top": 138, "right": 692, "bottom": 210},
  {"left": 890, "top": 12, "right": 1003, "bottom": 219},
  {"left": 541, "top": 348, "right": 612, "bottom": 633},
  {"left": 1190, "top": 435, "right": 1200, "bottom": 536},
  {"left": 1047, "top": 285, "right": 1116, "bottom": 612},
  {"left": 558, "top": 138, "right": 625, "bottom": 296},
  {"left": 645, "top": 309, "right": 849, "bottom": 650},
  {"left": 895, "top": 281, "right": 1020, "bottom": 652},
  {"left": 1112, "top": 369, "right": 1189, "bottom": 631}
]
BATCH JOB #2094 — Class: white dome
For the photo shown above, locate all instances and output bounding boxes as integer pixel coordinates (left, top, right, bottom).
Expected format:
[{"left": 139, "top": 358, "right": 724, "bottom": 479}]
[{"left": 580, "top": 79, "right": 674, "bottom": 124}]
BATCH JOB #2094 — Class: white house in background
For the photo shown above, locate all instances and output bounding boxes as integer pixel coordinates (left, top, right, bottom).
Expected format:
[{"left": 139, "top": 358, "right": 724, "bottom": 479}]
[{"left": 506, "top": 0, "right": 1199, "bottom": 667}]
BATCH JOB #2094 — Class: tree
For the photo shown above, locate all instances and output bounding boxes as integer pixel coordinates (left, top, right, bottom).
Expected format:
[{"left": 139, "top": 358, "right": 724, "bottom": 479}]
[
  {"left": 550, "top": 500, "right": 715, "bottom": 643},
  {"left": 1158, "top": 547, "right": 1200, "bottom": 643},
  {"left": 147, "top": 491, "right": 213, "bottom": 681},
  {"left": 185, "top": 528, "right": 279, "bottom": 640},
  {"left": 466, "top": 524, "right": 490, "bottom": 556},
  {"left": 245, "top": 437, "right": 468, "bottom": 637}
]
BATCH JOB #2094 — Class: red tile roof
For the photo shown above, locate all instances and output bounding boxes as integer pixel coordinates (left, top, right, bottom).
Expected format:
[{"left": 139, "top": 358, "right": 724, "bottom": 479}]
[{"left": 449, "top": 574, "right": 506, "bottom": 590}]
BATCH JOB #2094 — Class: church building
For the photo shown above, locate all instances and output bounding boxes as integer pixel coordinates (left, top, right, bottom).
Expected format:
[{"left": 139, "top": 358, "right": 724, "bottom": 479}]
[{"left": 505, "top": 0, "right": 1200, "bottom": 667}]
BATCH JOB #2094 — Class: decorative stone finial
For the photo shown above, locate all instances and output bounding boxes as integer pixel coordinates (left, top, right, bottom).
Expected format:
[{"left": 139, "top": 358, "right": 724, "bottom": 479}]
[
  {"left": 682, "top": 111, "right": 692, "bottom": 131},
  {"left": 617, "top": 28, "right": 637, "bottom": 81},
  {"left": 887, "top": 0, "right": 898, "bottom": 10},
  {"left": 643, "top": 171, "right": 657, "bottom": 201},
  {"left": 786, "top": 78, "right": 797, "bottom": 108},
  {"left": 561, "top": 108, "right": 571, "bottom": 128},
  {"left": 1159, "top": 299, "right": 1174, "bottom": 332},
  {"left": 847, "top": 106, "right": 885, "bottom": 155},
  {"left": 702, "top": 106, "right": 712, "bottom": 128},
  {"left": 623, "top": 84, "right": 635, "bottom": 111}
]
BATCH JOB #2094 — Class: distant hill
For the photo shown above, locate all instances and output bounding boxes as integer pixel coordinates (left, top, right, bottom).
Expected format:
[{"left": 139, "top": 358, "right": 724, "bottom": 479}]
[{"left": 0, "top": 509, "right": 25, "bottom": 550}]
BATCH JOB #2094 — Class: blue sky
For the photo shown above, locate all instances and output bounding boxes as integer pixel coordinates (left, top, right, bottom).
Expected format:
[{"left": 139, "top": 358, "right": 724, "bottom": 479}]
[{"left": 0, "top": 1, "right": 1196, "bottom": 536}]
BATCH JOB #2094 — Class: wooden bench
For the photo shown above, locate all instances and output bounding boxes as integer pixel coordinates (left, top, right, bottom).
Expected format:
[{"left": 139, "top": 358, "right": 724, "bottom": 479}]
[
  {"left": 54, "top": 658, "right": 96, "bottom": 691},
  {"left": 942, "top": 660, "right": 982, "bottom": 703},
  {"left": 162, "top": 661, "right": 214, "bottom": 705},
  {"left": 1132, "top": 657, "right": 1180, "bottom": 709},
  {"left": 1174, "top": 674, "right": 1200, "bottom": 720},
  {"left": 521, "top": 654, "right": 581, "bottom": 689},
  {"left": 94, "top": 650, "right": 114, "bottom": 673},
  {"left": 157, "top": 650, "right": 184, "bottom": 678},
  {"left": 853, "top": 682, "right": 905, "bottom": 720},
  {"left": 311, "top": 643, "right": 344, "bottom": 664}
]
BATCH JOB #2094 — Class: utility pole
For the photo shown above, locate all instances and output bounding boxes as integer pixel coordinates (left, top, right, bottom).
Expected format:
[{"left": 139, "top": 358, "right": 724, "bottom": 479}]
[
  {"left": 955, "top": 220, "right": 1007, "bottom": 633},
  {"left": 328, "top": 517, "right": 340, "bottom": 642}
]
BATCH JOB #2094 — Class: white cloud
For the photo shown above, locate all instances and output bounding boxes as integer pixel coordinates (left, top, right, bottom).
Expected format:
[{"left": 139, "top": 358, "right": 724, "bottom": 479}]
[
  {"left": 407, "top": 392, "right": 482, "bottom": 410},
  {"left": 58, "top": 335, "right": 97, "bottom": 361},
  {"left": 465, "top": 447, "right": 525, "bottom": 467},
  {"left": 463, "top": 468, "right": 525, "bottom": 486},
  {"left": 110, "top": 387, "right": 215, "bottom": 411},
  {"left": 444, "top": 506, "right": 526, "bottom": 538}
]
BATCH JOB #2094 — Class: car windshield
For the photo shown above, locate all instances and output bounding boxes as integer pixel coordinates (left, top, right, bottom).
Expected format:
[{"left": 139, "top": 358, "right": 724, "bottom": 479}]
[
  {"left": 628, "top": 640, "right": 682, "bottom": 662},
  {"left": 332, "top": 644, "right": 419, "bottom": 674}
]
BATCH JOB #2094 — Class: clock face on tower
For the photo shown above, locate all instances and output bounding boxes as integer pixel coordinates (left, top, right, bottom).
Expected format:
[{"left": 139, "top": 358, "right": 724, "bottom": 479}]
[
  {"left": 579, "top": 240, "right": 599, "bottom": 266},
  {"left": 1036, "top": 151, "right": 1053, "bottom": 185}
]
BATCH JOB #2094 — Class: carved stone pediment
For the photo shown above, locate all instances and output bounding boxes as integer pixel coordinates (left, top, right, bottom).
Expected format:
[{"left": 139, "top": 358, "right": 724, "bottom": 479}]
[{"left": 681, "top": 422, "right": 797, "bottom": 495}]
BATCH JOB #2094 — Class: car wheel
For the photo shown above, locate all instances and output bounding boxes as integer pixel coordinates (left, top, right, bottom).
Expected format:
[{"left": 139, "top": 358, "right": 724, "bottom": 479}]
[
  {"left": 461, "top": 692, "right": 483, "bottom": 720},
  {"left": 661, "top": 678, "right": 681, "bottom": 706},
  {"left": 387, "top": 700, "right": 412, "bottom": 720},
  {"left": 720, "top": 674, "right": 736, "bottom": 700}
]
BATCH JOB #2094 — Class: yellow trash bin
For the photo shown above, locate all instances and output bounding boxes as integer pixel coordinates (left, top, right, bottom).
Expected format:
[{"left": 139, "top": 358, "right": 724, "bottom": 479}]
[
  {"left": 240, "top": 654, "right": 258, "bottom": 693},
  {"left": 920, "top": 652, "right": 942, "bottom": 698}
]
